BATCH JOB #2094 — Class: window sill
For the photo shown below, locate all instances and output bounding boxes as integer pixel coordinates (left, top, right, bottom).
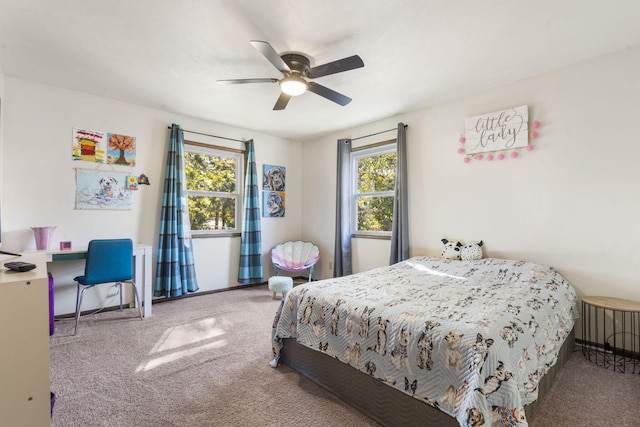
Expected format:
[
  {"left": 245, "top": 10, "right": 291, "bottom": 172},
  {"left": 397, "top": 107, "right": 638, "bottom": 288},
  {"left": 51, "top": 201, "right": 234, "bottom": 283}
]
[
  {"left": 192, "top": 232, "right": 241, "bottom": 239},
  {"left": 351, "top": 233, "right": 391, "bottom": 240}
]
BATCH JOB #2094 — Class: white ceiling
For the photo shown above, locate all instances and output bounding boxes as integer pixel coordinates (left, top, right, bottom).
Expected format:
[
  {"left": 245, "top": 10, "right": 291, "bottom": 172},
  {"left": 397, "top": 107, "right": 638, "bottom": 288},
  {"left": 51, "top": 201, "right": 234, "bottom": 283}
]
[{"left": 1, "top": 1, "right": 640, "bottom": 141}]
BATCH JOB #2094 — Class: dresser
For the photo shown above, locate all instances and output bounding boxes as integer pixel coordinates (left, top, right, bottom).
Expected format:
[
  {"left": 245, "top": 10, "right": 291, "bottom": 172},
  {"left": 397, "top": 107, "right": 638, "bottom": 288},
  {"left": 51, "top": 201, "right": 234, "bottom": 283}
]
[{"left": 0, "top": 252, "right": 51, "bottom": 426}]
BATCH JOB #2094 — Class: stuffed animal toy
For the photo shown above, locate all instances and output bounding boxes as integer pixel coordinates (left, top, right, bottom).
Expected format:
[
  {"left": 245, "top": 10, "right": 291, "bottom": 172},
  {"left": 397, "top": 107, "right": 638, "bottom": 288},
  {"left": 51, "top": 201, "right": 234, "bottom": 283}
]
[
  {"left": 441, "top": 239, "right": 463, "bottom": 260},
  {"left": 461, "top": 241, "right": 484, "bottom": 261}
]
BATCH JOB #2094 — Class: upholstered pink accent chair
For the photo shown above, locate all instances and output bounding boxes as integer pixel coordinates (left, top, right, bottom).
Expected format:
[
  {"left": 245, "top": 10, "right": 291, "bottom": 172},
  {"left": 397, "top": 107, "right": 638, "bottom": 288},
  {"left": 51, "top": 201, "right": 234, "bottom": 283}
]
[{"left": 270, "top": 240, "right": 320, "bottom": 282}]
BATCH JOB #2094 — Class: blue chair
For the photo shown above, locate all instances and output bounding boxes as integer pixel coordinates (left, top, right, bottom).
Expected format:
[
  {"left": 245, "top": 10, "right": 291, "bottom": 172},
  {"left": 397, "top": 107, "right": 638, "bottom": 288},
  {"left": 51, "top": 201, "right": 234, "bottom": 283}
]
[{"left": 73, "top": 239, "right": 143, "bottom": 335}]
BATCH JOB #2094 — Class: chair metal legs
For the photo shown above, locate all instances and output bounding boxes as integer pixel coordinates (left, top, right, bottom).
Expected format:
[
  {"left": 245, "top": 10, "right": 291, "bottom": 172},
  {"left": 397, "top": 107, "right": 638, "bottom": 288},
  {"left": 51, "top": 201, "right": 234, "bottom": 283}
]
[
  {"left": 74, "top": 283, "right": 93, "bottom": 335},
  {"left": 118, "top": 282, "right": 123, "bottom": 311},
  {"left": 74, "top": 281, "right": 143, "bottom": 335},
  {"left": 273, "top": 265, "right": 315, "bottom": 282},
  {"left": 127, "top": 280, "right": 144, "bottom": 321}
]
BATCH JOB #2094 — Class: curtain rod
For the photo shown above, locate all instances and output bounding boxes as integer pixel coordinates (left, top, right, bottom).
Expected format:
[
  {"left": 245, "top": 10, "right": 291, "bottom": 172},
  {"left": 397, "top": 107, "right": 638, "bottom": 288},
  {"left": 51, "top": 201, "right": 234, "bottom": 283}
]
[
  {"left": 351, "top": 124, "right": 407, "bottom": 141},
  {"left": 167, "top": 126, "right": 246, "bottom": 143}
]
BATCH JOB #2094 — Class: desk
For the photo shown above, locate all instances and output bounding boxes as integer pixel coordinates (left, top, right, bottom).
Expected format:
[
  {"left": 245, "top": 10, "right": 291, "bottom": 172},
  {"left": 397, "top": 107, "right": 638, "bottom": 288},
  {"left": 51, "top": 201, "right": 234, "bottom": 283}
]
[
  {"left": 42, "top": 244, "right": 153, "bottom": 317},
  {"left": 581, "top": 296, "right": 640, "bottom": 373}
]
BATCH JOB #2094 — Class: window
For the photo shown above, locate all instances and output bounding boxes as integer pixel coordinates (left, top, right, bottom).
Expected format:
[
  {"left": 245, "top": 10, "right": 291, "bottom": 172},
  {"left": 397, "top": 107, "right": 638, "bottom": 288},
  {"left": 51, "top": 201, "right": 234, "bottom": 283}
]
[
  {"left": 184, "top": 142, "right": 243, "bottom": 235},
  {"left": 351, "top": 142, "right": 397, "bottom": 236}
]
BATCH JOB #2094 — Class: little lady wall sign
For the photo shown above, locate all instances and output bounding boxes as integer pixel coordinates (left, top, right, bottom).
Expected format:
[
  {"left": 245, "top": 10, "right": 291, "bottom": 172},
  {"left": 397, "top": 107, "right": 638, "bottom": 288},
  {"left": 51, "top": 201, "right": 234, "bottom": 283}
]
[{"left": 464, "top": 105, "right": 528, "bottom": 155}]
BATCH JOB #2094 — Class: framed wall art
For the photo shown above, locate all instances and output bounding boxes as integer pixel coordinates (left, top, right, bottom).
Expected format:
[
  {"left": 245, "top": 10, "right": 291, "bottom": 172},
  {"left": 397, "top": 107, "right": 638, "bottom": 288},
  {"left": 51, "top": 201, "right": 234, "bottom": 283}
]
[
  {"left": 263, "top": 164, "right": 286, "bottom": 192},
  {"left": 73, "top": 128, "right": 106, "bottom": 163},
  {"left": 263, "top": 190, "right": 285, "bottom": 218},
  {"left": 263, "top": 164, "right": 286, "bottom": 217},
  {"left": 107, "top": 133, "right": 136, "bottom": 166},
  {"left": 75, "top": 169, "right": 132, "bottom": 210},
  {"left": 464, "top": 105, "right": 528, "bottom": 155}
]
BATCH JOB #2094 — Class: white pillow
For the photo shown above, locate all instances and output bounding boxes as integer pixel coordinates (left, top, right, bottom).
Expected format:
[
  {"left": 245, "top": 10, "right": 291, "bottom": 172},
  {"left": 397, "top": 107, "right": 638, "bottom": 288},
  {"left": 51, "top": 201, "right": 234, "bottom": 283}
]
[
  {"left": 441, "top": 238, "right": 462, "bottom": 260},
  {"left": 460, "top": 241, "right": 484, "bottom": 261}
]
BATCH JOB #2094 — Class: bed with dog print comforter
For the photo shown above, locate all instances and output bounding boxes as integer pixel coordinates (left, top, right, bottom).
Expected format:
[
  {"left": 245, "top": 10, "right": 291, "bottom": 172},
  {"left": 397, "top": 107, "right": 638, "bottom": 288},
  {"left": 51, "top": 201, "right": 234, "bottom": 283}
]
[{"left": 271, "top": 256, "right": 578, "bottom": 427}]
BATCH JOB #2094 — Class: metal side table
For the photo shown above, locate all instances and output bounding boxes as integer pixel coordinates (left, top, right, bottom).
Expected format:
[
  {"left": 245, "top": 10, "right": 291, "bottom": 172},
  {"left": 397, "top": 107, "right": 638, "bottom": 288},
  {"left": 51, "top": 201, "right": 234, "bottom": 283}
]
[{"left": 581, "top": 296, "right": 640, "bottom": 373}]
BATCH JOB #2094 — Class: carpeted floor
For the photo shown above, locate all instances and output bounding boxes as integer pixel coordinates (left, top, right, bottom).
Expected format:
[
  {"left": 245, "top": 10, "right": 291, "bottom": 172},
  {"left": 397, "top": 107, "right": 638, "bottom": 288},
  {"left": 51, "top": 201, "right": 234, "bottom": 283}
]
[{"left": 49, "top": 285, "right": 640, "bottom": 427}]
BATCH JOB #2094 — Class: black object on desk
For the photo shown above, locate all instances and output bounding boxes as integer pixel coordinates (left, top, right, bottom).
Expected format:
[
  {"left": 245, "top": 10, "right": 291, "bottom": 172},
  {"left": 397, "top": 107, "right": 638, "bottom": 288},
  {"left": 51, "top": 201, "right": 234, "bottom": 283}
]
[
  {"left": 0, "top": 250, "right": 22, "bottom": 256},
  {"left": 4, "top": 261, "right": 37, "bottom": 272}
]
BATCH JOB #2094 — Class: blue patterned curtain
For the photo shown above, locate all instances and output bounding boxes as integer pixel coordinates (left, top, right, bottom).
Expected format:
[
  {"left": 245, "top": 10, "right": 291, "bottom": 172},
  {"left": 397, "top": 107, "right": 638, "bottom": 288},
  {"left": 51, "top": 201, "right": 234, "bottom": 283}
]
[
  {"left": 333, "top": 138, "right": 352, "bottom": 277},
  {"left": 390, "top": 123, "right": 409, "bottom": 264},
  {"left": 154, "top": 124, "right": 199, "bottom": 297},
  {"left": 238, "top": 139, "right": 263, "bottom": 284}
]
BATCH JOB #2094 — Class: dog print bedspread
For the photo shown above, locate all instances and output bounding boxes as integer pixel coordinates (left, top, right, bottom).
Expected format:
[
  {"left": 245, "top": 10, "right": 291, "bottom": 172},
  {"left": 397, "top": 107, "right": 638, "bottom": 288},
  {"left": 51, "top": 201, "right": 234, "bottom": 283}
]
[{"left": 271, "top": 256, "right": 578, "bottom": 427}]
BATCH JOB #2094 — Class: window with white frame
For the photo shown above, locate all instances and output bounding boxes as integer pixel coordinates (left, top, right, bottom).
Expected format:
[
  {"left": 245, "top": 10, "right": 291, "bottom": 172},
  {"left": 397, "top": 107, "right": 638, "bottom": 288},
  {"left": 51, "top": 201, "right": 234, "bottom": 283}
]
[
  {"left": 184, "top": 142, "right": 243, "bottom": 235},
  {"left": 351, "top": 141, "right": 397, "bottom": 236}
]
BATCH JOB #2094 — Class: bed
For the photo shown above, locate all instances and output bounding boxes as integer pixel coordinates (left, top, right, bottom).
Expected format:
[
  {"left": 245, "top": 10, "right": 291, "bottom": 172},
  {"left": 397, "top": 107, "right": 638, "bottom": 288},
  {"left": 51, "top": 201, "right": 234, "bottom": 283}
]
[{"left": 271, "top": 256, "right": 578, "bottom": 427}]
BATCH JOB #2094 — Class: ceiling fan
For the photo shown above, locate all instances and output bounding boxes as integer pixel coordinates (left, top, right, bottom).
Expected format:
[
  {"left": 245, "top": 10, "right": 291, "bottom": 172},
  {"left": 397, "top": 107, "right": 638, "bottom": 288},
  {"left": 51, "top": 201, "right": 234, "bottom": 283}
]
[{"left": 217, "top": 40, "right": 364, "bottom": 110}]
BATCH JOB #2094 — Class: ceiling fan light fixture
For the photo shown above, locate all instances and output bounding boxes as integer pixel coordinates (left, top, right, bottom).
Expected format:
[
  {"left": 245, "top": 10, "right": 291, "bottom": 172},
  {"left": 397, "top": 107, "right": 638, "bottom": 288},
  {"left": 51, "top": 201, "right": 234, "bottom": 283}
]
[
  {"left": 223, "top": 41, "right": 363, "bottom": 110},
  {"left": 279, "top": 75, "right": 307, "bottom": 96}
]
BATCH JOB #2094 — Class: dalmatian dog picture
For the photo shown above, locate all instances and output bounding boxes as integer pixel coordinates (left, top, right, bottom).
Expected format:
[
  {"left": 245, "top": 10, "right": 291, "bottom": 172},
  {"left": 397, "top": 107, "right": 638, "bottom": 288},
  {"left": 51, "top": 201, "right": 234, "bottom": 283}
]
[
  {"left": 76, "top": 169, "right": 131, "bottom": 210},
  {"left": 263, "top": 164, "right": 286, "bottom": 191},
  {"left": 97, "top": 176, "right": 127, "bottom": 200}
]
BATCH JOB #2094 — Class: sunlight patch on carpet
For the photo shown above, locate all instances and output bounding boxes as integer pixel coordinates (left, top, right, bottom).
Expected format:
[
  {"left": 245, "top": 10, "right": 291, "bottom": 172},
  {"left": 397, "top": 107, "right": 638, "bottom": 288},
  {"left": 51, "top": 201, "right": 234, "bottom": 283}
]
[
  {"left": 136, "top": 339, "right": 227, "bottom": 371},
  {"left": 136, "top": 317, "right": 228, "bottom": 372},
  {"left": 150, "top": 318, "right": 226, "bottom": 352}
]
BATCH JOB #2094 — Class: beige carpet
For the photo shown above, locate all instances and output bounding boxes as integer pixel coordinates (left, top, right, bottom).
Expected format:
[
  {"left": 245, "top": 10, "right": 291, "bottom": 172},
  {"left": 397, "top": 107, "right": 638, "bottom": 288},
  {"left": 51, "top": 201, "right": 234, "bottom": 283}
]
[{"left": 49, "top": 285, "right": 640, "bottom": 427}]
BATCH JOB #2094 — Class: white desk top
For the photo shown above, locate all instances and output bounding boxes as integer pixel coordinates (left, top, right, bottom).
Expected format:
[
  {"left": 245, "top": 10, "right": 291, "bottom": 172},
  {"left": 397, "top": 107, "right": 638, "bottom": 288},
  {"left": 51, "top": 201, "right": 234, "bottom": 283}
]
[{"left": 27, "top": 243, "right": 152, "bottom": 262}]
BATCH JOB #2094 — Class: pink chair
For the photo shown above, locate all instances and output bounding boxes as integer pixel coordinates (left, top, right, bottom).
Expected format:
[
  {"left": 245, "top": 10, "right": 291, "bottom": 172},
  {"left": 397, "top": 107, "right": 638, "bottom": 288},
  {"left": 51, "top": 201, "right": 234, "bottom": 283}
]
[{"left": 271, "top": 241, "right": 320, "bottom": 282}]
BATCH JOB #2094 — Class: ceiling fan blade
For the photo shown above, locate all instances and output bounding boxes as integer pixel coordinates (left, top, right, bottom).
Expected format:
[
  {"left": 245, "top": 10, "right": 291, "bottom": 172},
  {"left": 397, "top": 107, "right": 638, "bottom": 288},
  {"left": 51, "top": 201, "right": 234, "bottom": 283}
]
[
  {"left": 307, "top": 82, "right": 352, "bottom": 106},
  {"left": 217, "top": 78, "right": 278, "bottom": 85},
  {"left": 307, "top": 55, "right": 364, "bottom": 79},
  {"left": 273, "top": 92, "right": 291, "bottom": 110},
  {"left": 250, "top": 40, "right": 291, "bottom": 74}
]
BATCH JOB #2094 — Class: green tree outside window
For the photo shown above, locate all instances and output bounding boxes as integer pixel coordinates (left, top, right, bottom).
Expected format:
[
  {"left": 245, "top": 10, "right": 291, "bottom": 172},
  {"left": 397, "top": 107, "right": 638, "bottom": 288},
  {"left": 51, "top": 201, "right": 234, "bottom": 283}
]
[
  {"left": 354, "top": 148, "right": 396, "bottom": 233},
  {"left": 184, "top": 147, "right": 242, "bottom": 232}
]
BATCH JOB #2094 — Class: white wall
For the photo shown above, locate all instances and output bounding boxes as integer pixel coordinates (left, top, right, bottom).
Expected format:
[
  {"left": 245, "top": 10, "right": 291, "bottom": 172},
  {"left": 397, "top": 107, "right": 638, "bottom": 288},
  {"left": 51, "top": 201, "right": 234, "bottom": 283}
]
[
  {"left": 4, "top": 46, "right": 640, "bottom": 320},
  {"left": 303, "top": 47, "right": 640, "bottom": 315},
  {"left": 0, "top": 69, "right": 4, "bottom": 227},
  {"left": 1, "top": 77, "right": 302, "bottom": 315}
]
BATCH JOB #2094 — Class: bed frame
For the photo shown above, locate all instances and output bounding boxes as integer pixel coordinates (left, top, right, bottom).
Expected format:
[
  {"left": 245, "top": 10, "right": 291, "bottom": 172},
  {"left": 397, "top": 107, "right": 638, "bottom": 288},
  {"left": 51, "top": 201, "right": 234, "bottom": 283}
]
[{"left": 280, "top": 328, "right": 575, "bottom": 427}]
